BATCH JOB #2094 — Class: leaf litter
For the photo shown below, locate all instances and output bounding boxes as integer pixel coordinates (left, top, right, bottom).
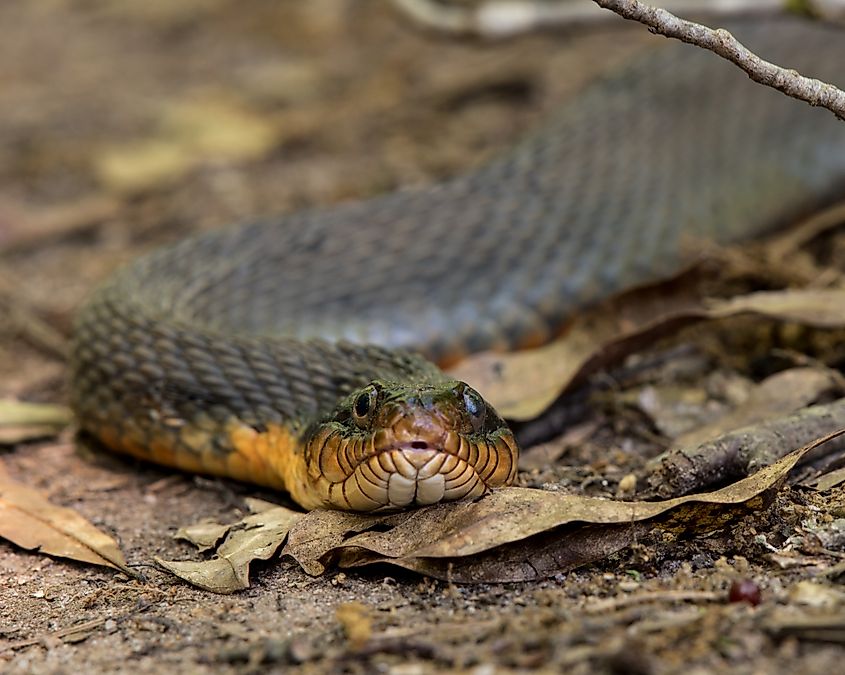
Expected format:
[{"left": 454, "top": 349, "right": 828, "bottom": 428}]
[
  {"left": 5, "top": 4, "right": 845, "bottom": 671},
  {"left": 74, "top": 235, "right": 845, "bottom": 589},
  {"left": 0, "top": 456, "right": 132, "bottom": 574},
  {"left": 156, "top": 498, "right": 301, "bottom": 593},
  {"left": 156, "top": 430, "right": 844, "bottom": 590},
  {"left": 646, "top": 375, "right": 845, "bottom": 497}
]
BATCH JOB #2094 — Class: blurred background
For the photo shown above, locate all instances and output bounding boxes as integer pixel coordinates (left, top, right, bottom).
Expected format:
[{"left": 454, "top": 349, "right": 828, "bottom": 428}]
[{"left": 0, "top": 0, "right": 657, "bottom": 404}]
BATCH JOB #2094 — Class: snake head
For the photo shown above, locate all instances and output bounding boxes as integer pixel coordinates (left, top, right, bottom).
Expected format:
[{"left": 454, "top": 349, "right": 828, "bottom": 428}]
[{"left": 300, "top": 379, "right": 518, "bottom": 511}]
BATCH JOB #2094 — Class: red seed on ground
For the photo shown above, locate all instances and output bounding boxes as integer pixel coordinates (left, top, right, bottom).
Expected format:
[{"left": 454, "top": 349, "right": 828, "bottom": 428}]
[{"left": 728, "top": 579, "right": 762, "bottom": 606}]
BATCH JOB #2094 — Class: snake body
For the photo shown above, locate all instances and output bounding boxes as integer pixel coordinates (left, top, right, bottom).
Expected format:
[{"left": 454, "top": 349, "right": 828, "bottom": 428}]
[{"left": 71, "top": 18, "right": 845, "bottom": 510}]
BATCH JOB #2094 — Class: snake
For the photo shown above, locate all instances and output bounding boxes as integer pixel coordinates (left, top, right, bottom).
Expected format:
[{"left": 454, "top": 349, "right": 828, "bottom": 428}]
[{"left": 70, "top": 17, "right": 845, "bottom": 511}]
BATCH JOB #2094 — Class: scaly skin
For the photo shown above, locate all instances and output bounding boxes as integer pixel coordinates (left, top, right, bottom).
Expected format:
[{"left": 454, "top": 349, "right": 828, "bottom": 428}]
[{"left": 70, "top": 18, "right": 845, "bottom": 510}]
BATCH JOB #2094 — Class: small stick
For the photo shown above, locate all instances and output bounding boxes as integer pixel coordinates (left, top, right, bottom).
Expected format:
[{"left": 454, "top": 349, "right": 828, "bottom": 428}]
[
  {"left": 592, "top": 0, "right": 845, "bottom": 120},
  {"left": 647, "top": 399, "right": 845, "bottom": 497}
]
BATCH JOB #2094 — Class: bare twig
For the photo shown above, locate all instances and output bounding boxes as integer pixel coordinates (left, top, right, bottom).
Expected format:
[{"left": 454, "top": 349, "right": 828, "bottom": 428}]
[
  {"left": 647, "top": 399, "right": 845, "bottom": 498},
  {"left": 393, "top": 1, "right": 845, "bottom": 120},
  {"left": 391, "top": 0, "right": 786, "bottom": 37},
  {"left": 592, "top": 0, "right": 845, "bottom": 120}
]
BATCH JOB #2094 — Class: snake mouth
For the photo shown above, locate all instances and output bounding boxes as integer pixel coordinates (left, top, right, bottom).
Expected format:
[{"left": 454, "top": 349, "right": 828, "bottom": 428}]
[
  {"left": 342, "top": 445, "right": 487, "bottom": 511},
  {"left": 312, "top": 431, "right": 518, "bottom": 512}
]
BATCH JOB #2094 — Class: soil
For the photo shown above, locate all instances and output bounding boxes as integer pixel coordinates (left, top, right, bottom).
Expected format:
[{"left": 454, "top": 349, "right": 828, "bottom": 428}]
[{"left": 2, "top": 2, "right": 845, "bottom": 673}]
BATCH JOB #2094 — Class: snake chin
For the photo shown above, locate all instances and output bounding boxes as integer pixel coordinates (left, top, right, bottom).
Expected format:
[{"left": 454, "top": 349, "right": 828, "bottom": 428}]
[
  {"left": 346, "top": 446, "right": 488, "bottom": 511},
  {"left": 318, "top": 440, "right": 513, "bottom": 512},
  {"left": 302, "top": 379, "right": 519, "bottom": 511}
]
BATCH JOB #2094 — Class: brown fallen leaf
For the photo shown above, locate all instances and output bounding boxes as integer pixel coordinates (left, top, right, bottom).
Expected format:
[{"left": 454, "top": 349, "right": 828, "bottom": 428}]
[
  {"left": 0, "top": 399, "right": 73, "bottom": 445},
  {"left": 0, "top": 458, "right": 132, "bottom": 574},
  {"left": 156, "top": 504, "right": 301, "bottom": 593},
  {"left": 373, "top": 521, "right": 653, "bottom": 583},
  {"left": 448, "top": 271, "right": 709, "bottom": 420},
  {"left": 808, "top": 466, "right": 845, "bottom": 492},
  {"left": 152, "top": 431, "right": 839, "bottom": 589},
  {"left": 764, "top": 200, "right": 845, "bottom": 261},
  {"left": 243, "top": 497, "right": 282, "bottom": 513},
  {"left": 706, "top": 289, "right": 845, "bottom": 327},
  {"left": 0, "top": 194, "right": 121, "bottom": 256},
  {"left": 174, "top": 520, "right": 232, "bottom": 553},
  {"left": 173, "top": 496, "right": 282, "bottom": 552}
]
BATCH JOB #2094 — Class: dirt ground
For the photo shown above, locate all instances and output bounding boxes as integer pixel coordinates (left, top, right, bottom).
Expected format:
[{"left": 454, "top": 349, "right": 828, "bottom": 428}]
[{"left": 3, "top": 1, "right": 845, "bottom": 673}]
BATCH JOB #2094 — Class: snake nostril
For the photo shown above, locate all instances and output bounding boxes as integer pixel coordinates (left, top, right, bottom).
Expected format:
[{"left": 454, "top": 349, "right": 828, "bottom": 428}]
[{"left": 410, "top": 440, "right": 429, "bottom": 450}]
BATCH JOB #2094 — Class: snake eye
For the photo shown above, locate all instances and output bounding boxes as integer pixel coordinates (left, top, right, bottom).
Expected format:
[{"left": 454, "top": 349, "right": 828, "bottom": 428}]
[
  {"left": 461, "top": 385, "right": 486, "bottom": 432},
  {"left": 352, "top": 385, "right": 378, "bottom": 427}
]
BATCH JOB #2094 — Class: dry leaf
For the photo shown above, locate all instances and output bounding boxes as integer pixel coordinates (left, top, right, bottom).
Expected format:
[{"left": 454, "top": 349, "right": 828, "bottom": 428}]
[
  {"left": 707, "top": 289, "right": 845, "bottom": 326},
  {"left": 95, "top": 94, "right": 279, "bottom": 192},
  {"left": 788, "top": 581, "right": 845, "bottom": 608},
  {"left": 0, "top": 460, "right": 131, "bottom": 573},
  {"left": 0, "top": 195, "right": 120, "bottom": 256},
  {"left": 153, "top": 431, "right": 841, "bottom": 589},
  {"left": 173, "top": 497, "right": 282, "bottom": 552},
  {"left": 808, "top": 467, "right": 845, "bottom": 492},
  {"left": 0, "top": 399, "right": 73, "bottom": 445},
  {"left": 448, "top": 273, "right": 708, "bottom": 420},
  {"left": 243, "top": 497, "right": 281, "bottom": 513},
  {"left": 174, "top": 520, "right": 232, "bottom": 553},
  {"left": 156, "top": 504, "right": 301, "bottom": 593}
]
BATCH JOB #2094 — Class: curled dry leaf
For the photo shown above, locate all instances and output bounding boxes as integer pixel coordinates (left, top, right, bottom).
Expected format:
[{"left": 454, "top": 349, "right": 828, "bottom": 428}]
[
  {"left": 173, "top": 497, "right": 282, "bottom": 552},
  {"left": 156, "top": 504, "right": 301, "bottom": 593},
  {"left": 706, "top": 289, "right": 845, "bottom": 327},
  {"left": 174, "top": 520, "right": 232, "bottom": 553},
  {"left": 447, "top": 272, "right": 708, "bottom": 420},
  {"left": 0, "top": 459, "right": 132, "bottom": 574}
]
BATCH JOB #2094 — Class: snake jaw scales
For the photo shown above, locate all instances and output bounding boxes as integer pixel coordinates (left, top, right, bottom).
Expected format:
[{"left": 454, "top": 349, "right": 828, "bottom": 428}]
[{"left": 300, "top": 379, "right": 518, "bottom": 511}]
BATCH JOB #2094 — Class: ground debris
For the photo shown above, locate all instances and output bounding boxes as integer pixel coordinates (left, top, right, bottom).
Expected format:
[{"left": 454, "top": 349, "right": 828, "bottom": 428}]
[
  {"left": 0, "top": 457, "right": 131, "bottom": 574},
  {"left": 647, "top": 399, "right": 845, "bottom": 498},
  {"left": 156, "top": 503, "right": 301, "bottom": 593}
]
